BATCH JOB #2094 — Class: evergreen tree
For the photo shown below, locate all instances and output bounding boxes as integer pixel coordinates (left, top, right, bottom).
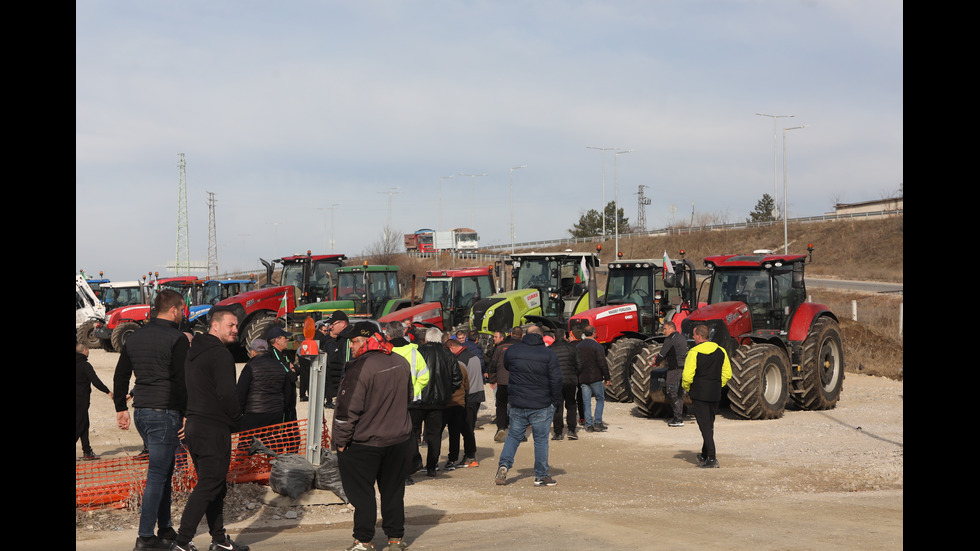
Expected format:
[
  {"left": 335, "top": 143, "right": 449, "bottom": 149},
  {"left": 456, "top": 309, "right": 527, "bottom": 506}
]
[
  {"left": 570, "top": 201, "right": 631, "bottom": 238},
  {"left": 749, "top": 194, "right": 777, "bottom": 222}
]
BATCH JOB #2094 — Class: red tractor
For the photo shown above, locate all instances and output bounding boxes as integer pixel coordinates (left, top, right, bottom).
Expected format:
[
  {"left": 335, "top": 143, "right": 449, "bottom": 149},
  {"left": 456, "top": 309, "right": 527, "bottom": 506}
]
[
  {"left": 630, "top": 246, "right": 845, "bottom": 420},
  {"left": 377, "top": 266, "right": 496, "bottom": 331},
  {"left": 213, "top": 252, "right": 346, "bottom": 352},
  {"left": 93, "top": 275, "right": 196, "bottom": 352},
  {"left": 568, "top": 254, "right": 699, "bottom": 403}
]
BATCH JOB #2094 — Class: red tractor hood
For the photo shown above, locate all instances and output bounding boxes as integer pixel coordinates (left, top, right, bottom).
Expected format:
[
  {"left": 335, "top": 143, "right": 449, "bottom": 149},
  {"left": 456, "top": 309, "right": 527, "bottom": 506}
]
[{"left": 377, "top": 302, "right": 444, "bottom": 329}]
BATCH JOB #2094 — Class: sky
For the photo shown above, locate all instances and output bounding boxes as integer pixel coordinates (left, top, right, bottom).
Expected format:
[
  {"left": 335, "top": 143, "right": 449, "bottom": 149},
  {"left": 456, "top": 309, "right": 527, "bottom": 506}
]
[{"left": 76, "top": 0, "right": 903, "bottom": 280}]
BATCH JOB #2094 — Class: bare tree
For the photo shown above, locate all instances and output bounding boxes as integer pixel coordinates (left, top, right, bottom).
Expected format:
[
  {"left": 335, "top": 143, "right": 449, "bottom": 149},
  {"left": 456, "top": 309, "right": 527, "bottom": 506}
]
[{"left": 365, "top": 225, "right": 403, "bottom": 265}]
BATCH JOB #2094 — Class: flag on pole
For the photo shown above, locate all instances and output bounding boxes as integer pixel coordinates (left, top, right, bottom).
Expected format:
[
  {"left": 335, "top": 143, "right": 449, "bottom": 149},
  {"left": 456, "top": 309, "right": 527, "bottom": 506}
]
[
  {"left": 663, "top": 251, "right": 675, "bottom": 278},
  {"left": 576, "top": 256, "right": 590, "bottom": 284},
  {"left": 276, "top": 291, "right": 288, "bottom": 320}
]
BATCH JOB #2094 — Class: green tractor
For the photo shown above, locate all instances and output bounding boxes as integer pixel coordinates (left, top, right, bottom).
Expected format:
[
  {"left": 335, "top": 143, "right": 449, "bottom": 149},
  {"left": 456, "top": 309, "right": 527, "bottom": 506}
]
[
  {"left": 469, "top": 252, "right": 602, "bottom": 348},
  {"left": 284, "top": 263, "right": 412, "bottom": 352}
]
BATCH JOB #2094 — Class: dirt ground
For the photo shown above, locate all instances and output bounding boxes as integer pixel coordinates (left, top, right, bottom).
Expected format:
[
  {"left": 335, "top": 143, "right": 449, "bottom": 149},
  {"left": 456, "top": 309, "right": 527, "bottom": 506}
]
[{"left": 76, "top": 348, "right": 903, "bottom": 550}]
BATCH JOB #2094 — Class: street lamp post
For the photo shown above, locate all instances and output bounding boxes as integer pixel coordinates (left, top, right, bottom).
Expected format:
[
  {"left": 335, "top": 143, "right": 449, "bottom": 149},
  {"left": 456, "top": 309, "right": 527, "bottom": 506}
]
[
  {"left": 458, "top": 173, "right": 487, "bottom": 228},
  {"left": 509, "top": 165, "right": 526, "bottom": 253},
  {"left": 587, "top": 146, "right": 617, "bottom": 238},
  {"left": 439, "top": 175, "right": 455, "bottom": 234},
  {"left": 756, "top": 113, "right": 795, "bottom": 219},
  {"left": 782, "top": 125, "right": 807, "bottom": 253},
  {"left": 613, "top": 149, "right": 633, "bottom": 257},
  {"left": 329, "top": 203, "right": 341, "bottom": 252}
]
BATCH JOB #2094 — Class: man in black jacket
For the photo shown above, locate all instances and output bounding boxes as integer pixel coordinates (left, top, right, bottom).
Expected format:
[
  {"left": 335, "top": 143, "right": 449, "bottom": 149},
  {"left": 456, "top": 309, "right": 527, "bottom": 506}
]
[
  {"left": 549, "top": 329, "right": 582, "bottom": 441},
  {"left": 171, "top": 306, "right": 248, "bottom": 551},
  {"left": 113, "top": 289, "right": 189, "bottom": 551},
  {"left": 319, "top": 310, "right": 349, "bottom": 408},
  {"left": 650, "top": 321, "right": 689, "bottom": 427},
  {"left": 416, "top": 327, "right": 461, "bottom": 476},
  {"left": 576, "top": 325, "right": 611, "bottom": 433},
  {"left": 495, "top": 326, "right": 562, "bottom": 487}
]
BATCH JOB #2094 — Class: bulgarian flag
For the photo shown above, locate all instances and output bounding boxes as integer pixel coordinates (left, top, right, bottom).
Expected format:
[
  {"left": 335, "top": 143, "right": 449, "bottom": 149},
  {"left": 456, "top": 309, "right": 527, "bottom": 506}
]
[
  {"left": 576, "top": 256, "right": 589, "bottom": 284},
  {"left": 276, "top": 291, "right": 288, "bottom": 320},
  {"left": 663, "top": 251, "right": 675, "bottom": 278}
]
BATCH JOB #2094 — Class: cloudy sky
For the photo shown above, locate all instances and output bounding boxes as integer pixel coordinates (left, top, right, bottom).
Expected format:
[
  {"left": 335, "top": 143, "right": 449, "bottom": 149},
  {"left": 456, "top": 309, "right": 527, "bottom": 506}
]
[{"left": 76, "top": 0, "right": 903, "bottom": 280}]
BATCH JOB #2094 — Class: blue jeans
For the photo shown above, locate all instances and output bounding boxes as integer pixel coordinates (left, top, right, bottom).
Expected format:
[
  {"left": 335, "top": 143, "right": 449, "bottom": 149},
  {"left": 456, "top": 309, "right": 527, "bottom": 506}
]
[
  {"left": 134, "top": 408, "right": 182, "bottom": 538},
  {"left": 580, "top": 382, "right": 605, "bottom": 427},
  {"left": 498, "top": 405, "right": 555, "bottom": 479}
]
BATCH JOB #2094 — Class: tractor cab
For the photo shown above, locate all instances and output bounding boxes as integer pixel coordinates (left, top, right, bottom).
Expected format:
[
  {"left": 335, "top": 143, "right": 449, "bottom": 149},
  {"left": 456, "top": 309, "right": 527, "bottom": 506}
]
[
  {"left": 262, "top": 252, "right": 347, "bottom": 306},
  {"left": 702, "top": 253, "right": 807, "bottom": 335},
  {"left": 511, "top": 252, "right": 599, "bottom": 322}
]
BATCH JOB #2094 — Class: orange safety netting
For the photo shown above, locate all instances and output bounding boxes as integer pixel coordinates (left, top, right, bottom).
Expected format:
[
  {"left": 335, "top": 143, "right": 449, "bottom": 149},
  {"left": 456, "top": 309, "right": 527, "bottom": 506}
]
[{"left": 75, "top": 418, "right": 330, "bottom": 511}]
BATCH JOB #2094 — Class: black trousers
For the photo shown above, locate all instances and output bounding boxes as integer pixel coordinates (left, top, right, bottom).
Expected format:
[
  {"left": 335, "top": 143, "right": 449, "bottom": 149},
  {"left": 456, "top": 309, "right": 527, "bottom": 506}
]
[
  {"left": 338, "top": 438, "right": 410, "bottom": 543},
  {"left": 76, "top": 401, "right": 93, "bottom": 453},
  {"left": 495, "top": 385, "right": 509, "bottom": 431},
  {"left": 443, "top": 405, "right": 473, "bottom": 462},
  {"left": 553, "top": 383, "right": 578, "bottom": 433},
  {"left": 692, "top": 399, "right": 720, "bottom": 459},
  {"left": 177, "top": 419, "right": 231, "bottom": 544},
  {"left": 410, "top": 407, "right": 444, "bottom": 471}
]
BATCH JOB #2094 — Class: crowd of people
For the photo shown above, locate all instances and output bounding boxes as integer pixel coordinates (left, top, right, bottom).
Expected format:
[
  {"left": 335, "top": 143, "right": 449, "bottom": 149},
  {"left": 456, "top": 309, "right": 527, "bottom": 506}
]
[{"left": 78, "top": 292, "right": 731, "bottom": 551}]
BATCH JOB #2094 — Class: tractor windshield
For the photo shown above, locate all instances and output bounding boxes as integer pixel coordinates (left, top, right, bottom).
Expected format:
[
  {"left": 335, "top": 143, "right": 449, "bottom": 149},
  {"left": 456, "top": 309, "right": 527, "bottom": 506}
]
[
  {"left": 281, "top": 263, "right": 304, "bottom": 289},
  {"left": 457, "top": 275, "right": 492, "bottom": 310},
  {"left": 367, "top": 271, "right": 399, "bottom": 300},
  {"left": 103, "top": 286, "right": 145, "bottom": 309},
  {"left": 202, "top": 282, "right": 223, "bottom": 305},
  {"left": 422, "top": 278, "right": 451, "bottom": 305},
  {"left": 516, "top": 259, "right": 554, "bottom": 290},
  {"left": 708, "top": 268, "right": 803, "bottom": 330},
  {"left": 605, "top": 269, "right": 655, "bottom": 308},
  {"left": 309, "top": 260, "right": 341, "bottom": 301}
]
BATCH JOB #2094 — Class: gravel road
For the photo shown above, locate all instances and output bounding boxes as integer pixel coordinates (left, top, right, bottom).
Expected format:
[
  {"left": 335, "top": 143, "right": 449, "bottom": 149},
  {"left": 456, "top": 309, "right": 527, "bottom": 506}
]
[{"left": 76, "top": 349, "right": 903, "bottom": 550}]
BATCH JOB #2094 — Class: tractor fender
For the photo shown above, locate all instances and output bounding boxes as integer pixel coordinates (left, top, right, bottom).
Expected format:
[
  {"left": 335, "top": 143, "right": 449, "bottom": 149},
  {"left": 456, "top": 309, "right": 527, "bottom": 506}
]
[
  {"left": 787, "top": 303, "right": 839, "bottom": 343},
  {"left": 523, "top": 314, "right": 559, "bottom": 330}
]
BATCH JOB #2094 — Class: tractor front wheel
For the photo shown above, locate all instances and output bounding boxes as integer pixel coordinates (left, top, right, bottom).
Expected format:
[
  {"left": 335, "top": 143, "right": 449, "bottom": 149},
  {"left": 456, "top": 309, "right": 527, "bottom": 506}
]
[
  {"left": 77, "top": 321, "right": 102, "bottom": 349},
  {"left": 630, "top": 343, "right": 669, "bottom": 418},
  {"left": 792, "top": 317, "right": 845, "bottom": 411},
  {"left": 111, "top": 322, "right": 140, "bottom": 353},
  {"left": 728, "top": 344, "right": 789, "bottom": 420},
  {"left": 605, "top": 338, "right": 645, "bottom": 402}
]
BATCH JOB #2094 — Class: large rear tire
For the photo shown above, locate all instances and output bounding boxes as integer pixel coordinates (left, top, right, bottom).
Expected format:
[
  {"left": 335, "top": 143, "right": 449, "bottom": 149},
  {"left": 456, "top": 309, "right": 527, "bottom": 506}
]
[
  {"left": 728, "top": 344, "right": 789, "bottom": 420},
  {"left": 243, "top": 313, "right": 281, "bottom": 351},
  {"left": 111, "top": 322, "right": 140, "bottom": 353},
  {"left": 630, "top": 343, "right": 670, "bottom": 417},
  {"left": 792, "top": 317, "right": 845, "bottom": 410},
  {"left": 605, "top": 338, "right": 645, "bottom": 402}
]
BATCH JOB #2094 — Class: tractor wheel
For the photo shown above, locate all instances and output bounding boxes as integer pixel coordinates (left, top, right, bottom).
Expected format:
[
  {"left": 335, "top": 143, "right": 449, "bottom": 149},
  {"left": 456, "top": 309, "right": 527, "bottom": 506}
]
[
  {"left": 630, "top": 343, "right": 669, "bottom": 418},
  {"left": 77, "top": 321, "right": 101, "bottom": 349},
  {"left": 605, "top": 338, "right": 645, "bottom": 402},
  {"left": 243, "top": 313, "right": 282, "bottom": 351},
  {"left": 191, "top": 317, "right": 210, "bottom": 336},
  {"left": 111, "top": 322, "right": 140, "bottom": 353},
  {"left": 727, "top": 344, "right": 790, "bottom": 420},
  {"left": 792, "top": 317, "right": 845, "bottom": 411}
]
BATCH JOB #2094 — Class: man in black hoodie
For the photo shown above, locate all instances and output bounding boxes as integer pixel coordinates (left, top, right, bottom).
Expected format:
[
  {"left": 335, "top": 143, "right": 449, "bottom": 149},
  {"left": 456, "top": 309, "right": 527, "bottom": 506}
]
[{"left": 171, "top": 306, "right": 248, "bottom": 551}]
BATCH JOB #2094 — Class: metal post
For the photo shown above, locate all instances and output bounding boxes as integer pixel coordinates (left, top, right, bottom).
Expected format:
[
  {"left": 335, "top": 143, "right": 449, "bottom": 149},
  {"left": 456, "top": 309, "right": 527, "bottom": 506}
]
[{"left": 305, "top": 351, "right": 328, "bottom": 466}]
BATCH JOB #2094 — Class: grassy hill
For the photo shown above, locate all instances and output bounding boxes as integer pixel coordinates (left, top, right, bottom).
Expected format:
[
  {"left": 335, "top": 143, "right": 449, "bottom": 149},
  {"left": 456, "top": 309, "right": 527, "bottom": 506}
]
[{"left": 372, "top": 215, "right": 903, "bottom": 381}]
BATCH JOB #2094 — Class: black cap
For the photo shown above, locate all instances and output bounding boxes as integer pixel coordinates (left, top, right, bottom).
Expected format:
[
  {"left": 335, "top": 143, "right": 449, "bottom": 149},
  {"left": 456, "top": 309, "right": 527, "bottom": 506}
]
[
  {"left": 266, "top": 326, "right": 291, "bottom": 341},
  {"left": 339, "top": 321, "right": 379, "bottom": 340},
  {"left": 325, "top": 310, "right": 349, "bottom": 324}
]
